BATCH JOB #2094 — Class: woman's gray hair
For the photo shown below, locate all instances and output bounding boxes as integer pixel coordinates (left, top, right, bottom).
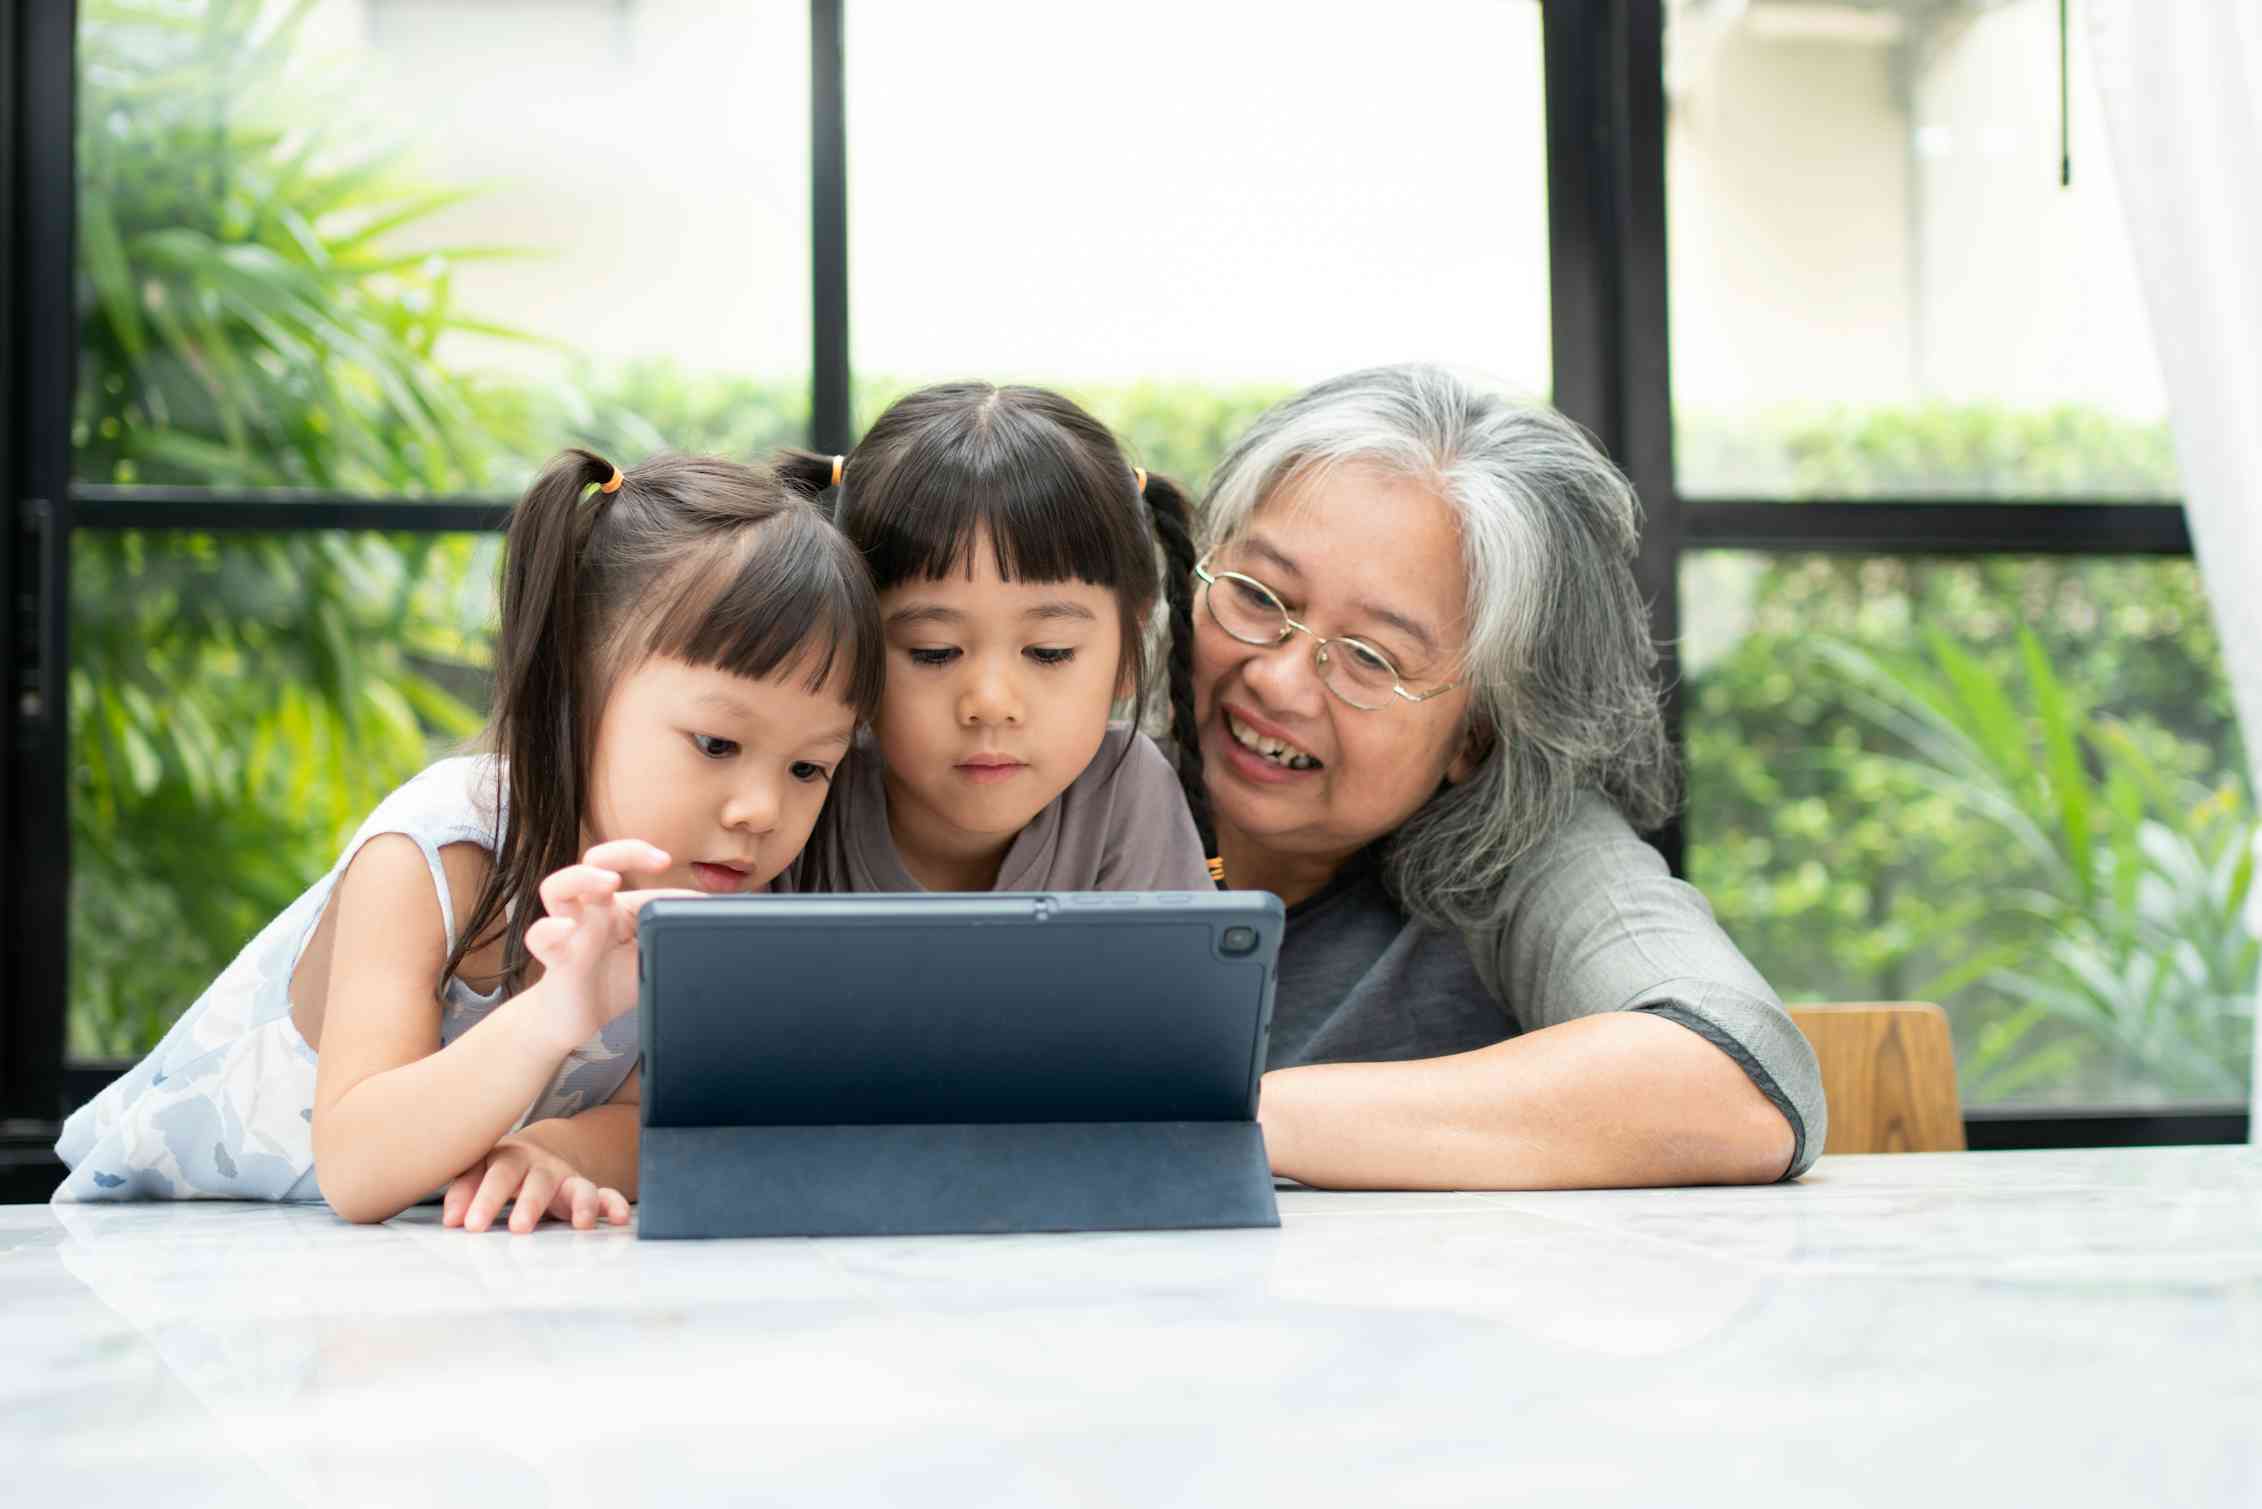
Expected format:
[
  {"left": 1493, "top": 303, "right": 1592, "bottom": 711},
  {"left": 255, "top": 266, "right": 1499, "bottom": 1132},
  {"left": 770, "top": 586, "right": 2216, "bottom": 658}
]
[{"left": 1198, "top": 363, "right": 1678, "bottom": 930}]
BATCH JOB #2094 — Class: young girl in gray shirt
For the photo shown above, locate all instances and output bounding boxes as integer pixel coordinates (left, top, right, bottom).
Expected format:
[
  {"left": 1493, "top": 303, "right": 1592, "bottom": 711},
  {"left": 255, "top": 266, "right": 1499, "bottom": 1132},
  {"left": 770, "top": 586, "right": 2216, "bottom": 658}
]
[{"left": 775, "top": 384, "right": 1212, "bottom": 895}]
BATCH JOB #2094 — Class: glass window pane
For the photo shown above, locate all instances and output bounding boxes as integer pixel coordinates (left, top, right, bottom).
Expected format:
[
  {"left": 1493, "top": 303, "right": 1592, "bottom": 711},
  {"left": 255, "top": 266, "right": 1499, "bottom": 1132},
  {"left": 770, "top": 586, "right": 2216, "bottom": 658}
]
[
  {"left": 75, "top": 1, "right": 809, "bottom": 496},
  {"left": 1683, "top": 551, "right": 2253, "bottom": 1109},
  {"left": 845, "top": 0, "right": 1550, "bottom": 488},
  {"left": 69, "top": 530, "right": 497, "bottom": 1060},
  {"left": 1666, "top": 0, "right": 2179, "bottom": 499}
]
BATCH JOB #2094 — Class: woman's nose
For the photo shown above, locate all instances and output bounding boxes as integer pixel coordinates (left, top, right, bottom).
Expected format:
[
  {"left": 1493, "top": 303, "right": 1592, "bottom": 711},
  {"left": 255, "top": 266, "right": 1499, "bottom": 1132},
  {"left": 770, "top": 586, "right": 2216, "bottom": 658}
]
[{"left": 1239, "top": 633, "right": 1326, "bottom": 716}]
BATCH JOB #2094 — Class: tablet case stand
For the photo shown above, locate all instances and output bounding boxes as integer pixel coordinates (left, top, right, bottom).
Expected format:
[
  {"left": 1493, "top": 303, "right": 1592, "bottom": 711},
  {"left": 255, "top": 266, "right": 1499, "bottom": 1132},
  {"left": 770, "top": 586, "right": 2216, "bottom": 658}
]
[{"left": 639, "top": 1121, "right": 1277, "bottom": 1239}]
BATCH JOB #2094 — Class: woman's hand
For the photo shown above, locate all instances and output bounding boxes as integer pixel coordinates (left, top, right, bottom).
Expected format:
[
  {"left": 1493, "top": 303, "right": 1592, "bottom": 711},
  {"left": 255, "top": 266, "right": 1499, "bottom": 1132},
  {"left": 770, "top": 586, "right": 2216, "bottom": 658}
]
[
  {"left": 524, "top": 839, "right": 693, "bottom": 1050},
  {"left": 442, "top": 1134, "right": 631, "bottom": 1233}
]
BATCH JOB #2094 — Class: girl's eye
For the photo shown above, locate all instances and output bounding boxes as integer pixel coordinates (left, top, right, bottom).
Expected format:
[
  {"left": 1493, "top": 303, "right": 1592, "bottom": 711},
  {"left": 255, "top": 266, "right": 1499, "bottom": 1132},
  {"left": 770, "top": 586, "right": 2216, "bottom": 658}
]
[
  {"left": 1026, "top": 646, "right": 1076, "bottom": 666},
  {"left": 789, "top": 761, "right": 832, "bottom": 784},
  {"left": 691, "top": 733, "right": 739, "bottom": 759},
  {"left": 905, "top": 647, "right": 959, "bottom": 667}
]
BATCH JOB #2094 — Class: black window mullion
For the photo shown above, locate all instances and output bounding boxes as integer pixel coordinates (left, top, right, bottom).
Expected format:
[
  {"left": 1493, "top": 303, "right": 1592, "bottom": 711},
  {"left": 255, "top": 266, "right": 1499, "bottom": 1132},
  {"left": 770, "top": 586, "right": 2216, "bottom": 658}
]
[
  {"left": 1686, "top": 498, "right": 2194, "bottom": 556},
  {"left": 1544, "top": 0, "right": 1681, "bottom": 872},
  {"left": 71, "top": 489, "right": 513, "bottom": 534},
  {"left": 5, "top": 0, "right": 76, "bottom": 1133},
  {"left": 810, "top": 0, "right": 851, "bottom": 454}
]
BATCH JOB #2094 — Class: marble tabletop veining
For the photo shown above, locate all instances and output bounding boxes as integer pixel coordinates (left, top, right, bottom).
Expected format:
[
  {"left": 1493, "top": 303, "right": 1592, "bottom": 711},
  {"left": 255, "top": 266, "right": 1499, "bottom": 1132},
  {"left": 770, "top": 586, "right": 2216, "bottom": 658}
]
[{"left": 5, "top": 1144, "right": 2260, "bottom": 1508}]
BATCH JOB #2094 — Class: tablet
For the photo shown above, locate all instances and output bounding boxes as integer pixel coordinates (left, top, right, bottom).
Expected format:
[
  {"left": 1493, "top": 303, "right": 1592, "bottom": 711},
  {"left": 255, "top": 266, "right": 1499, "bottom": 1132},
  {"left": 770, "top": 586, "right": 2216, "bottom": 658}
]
[{"left": 634, "top": 891, "right": 1283, "bottom": 1239}]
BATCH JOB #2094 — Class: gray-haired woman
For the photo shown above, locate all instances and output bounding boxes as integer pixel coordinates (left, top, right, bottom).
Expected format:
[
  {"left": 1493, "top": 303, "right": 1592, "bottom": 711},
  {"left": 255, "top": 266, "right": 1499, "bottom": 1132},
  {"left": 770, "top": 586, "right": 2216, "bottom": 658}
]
[{"left": 1185, "top": 364, "right": 1824, "bottom": 1188}]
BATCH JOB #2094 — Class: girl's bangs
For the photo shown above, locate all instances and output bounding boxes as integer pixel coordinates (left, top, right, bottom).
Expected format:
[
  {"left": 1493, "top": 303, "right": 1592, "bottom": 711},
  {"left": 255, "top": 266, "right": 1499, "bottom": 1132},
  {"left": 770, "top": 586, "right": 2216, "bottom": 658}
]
[
  {"left": 641, "top": 511, "right": 886, "bottom": 717},
  {"left": 861, "top": 435, "right": 1130, "bottom": 591}
]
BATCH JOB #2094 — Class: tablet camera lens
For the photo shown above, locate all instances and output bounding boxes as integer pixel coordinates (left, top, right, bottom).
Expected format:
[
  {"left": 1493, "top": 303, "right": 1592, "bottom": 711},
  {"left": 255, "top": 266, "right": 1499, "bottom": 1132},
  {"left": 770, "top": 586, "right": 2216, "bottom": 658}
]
[{"left": 1221, "top": 926, "right": 1259, "bottom": 956}]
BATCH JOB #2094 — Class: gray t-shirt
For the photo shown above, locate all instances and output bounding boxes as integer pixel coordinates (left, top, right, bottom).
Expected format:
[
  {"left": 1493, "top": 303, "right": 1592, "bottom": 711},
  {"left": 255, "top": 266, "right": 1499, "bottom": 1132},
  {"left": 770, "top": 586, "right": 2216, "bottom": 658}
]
[
  {"left": 787, "top": 724, "right": 1213, "bottom": 894},
  {"left": 1263, "top": 792, "right": 1827, "bottom": 1179}
]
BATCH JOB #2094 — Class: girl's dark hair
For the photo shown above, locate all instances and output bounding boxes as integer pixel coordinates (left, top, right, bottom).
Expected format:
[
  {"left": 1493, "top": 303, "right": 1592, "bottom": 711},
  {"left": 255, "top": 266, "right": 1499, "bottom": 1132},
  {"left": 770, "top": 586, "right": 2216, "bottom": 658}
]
[
  {"left": 446, "top": 448, "right": 886, "bottom": 992},
  {"left": 774, "top": 382, "right": 1207, "bottom": 838}
]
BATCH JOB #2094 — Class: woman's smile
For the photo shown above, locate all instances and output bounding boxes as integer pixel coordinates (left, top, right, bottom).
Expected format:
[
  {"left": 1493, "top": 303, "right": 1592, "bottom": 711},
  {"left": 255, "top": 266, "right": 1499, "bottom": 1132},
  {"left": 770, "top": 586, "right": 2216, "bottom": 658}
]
[{"left": 1221, "top": 704, "right": 1322, "bottom": 772}]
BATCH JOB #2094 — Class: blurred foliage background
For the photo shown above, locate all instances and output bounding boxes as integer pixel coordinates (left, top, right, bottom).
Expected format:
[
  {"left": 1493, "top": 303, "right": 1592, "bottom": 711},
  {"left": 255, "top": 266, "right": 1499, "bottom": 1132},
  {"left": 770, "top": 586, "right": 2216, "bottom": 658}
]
[{"left": 67, "top": 0, "right": 2252, "bottom": 1104}]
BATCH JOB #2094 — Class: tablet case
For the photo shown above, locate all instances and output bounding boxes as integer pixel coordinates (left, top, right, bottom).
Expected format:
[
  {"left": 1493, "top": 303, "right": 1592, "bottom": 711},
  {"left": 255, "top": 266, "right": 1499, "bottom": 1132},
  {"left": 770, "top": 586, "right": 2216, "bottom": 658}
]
[{"left": 635, "top": 892, "right": 1282, "bottom": 1239}]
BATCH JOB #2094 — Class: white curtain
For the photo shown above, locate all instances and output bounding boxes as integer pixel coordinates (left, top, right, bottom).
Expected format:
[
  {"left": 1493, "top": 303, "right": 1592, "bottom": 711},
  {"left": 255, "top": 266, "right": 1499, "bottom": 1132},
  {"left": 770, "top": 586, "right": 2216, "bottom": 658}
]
[{"left": 2088, "top": 1, "right": 2262, "bottom": 1136}]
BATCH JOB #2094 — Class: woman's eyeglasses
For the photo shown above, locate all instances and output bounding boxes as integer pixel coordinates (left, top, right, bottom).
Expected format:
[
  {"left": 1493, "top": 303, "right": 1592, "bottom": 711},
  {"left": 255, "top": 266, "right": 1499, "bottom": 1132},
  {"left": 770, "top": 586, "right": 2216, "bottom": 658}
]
[{"left": 1194, "top": 555, "right": 1459, "bottom": 712}]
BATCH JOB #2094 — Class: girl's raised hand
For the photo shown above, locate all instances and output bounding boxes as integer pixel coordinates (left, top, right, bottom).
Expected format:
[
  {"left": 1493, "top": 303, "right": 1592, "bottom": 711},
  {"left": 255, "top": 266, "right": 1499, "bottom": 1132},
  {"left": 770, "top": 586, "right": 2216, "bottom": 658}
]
[{"left": 524, "top": 840, "right": 694, "bottom": 1049}]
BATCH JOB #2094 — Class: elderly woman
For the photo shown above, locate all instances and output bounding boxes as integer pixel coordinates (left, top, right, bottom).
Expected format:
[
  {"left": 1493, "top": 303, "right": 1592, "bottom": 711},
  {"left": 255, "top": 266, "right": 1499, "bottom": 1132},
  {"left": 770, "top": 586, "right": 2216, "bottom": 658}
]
[{"left": 1185, "top": 364, "right": 1824, "bottom": 1188}]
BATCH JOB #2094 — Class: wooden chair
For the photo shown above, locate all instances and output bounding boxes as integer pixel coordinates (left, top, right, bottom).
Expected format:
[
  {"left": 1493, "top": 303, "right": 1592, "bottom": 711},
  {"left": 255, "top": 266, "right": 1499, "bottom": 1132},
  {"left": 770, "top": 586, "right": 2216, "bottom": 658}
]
[{"left": 1788, "top": 1002, "right": 1966, "bottom": 1155}]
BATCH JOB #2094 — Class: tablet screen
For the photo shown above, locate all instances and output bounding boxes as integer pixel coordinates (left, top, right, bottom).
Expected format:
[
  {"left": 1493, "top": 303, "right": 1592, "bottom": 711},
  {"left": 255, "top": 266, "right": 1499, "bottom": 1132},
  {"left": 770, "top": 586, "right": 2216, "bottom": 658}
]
[{"left": 639, "top": 894, "right": 1279, "bottom": 1129}]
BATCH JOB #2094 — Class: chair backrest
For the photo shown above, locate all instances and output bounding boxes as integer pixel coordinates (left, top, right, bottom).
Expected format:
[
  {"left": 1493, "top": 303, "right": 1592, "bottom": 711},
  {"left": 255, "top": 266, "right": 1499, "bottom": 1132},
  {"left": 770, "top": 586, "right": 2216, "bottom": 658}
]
[{"left": 1788, "top": 1002, "right": 1966, "bottom": 1155}]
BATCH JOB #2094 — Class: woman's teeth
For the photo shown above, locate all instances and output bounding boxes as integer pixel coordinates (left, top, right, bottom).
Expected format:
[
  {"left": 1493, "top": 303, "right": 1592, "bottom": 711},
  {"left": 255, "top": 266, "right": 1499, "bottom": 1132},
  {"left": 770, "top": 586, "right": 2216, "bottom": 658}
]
[{"left": 1226, "top": 711, "right": 1319, "bottom": 770}]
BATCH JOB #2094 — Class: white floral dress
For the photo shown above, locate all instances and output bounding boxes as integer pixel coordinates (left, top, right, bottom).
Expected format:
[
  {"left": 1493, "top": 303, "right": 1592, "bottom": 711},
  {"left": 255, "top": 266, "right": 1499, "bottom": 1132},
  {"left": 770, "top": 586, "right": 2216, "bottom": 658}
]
[{"left": 53, "top": 756, "right": 640, "bottom": 1204}]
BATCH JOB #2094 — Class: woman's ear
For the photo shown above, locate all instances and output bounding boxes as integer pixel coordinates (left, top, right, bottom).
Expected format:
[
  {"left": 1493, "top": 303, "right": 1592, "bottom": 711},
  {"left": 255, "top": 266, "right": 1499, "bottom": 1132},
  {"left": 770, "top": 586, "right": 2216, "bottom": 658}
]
[{"left": 1446, "top": 715, "right": 1493, "bottom": 785}]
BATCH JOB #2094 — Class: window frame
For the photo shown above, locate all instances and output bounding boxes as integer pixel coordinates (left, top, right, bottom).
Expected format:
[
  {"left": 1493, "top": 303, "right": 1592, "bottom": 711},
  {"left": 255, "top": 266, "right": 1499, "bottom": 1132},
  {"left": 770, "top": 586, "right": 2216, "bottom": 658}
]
[
  {"left": 1541, "top": 0, "right": 2242, "bottom": 1145},
  {"left": 2, "top": 0, "right": 2244, "bottom": 1185}
]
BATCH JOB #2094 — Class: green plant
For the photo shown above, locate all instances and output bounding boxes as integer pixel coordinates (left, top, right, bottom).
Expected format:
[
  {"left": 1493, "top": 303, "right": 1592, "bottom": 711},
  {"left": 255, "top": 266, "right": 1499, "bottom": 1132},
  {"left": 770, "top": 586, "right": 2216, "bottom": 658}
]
[
  {"left": 1817, "top": 629, "right": 2254, "bottom": 1102},
  {"left": 1679, "top": 399, "right": 2247, "bottom": 1108},
  {"left": 1676, "top": 403, "right": 2183, "bottom": 499},
  {"left": 565, "top": 361, "right": 807, "bottom": 468},
  {"left": 70, "top": 0, "right": 517, "bottom": 1054}
]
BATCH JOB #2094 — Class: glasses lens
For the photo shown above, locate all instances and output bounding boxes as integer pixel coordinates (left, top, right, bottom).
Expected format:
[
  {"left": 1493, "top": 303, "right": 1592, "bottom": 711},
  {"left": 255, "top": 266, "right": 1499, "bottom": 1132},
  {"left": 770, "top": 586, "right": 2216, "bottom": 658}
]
[
  {"left": 1208, "top": 572, "right": 1287, "bottom": 645},
  {"left": 1320, "top": 638, "right": 1399, "bottom": 710}
]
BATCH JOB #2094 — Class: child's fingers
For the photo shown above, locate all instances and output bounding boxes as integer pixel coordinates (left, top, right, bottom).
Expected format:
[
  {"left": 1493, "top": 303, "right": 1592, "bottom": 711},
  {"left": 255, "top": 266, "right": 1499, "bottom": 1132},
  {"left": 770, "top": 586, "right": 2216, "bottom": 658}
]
[
  {"left": 599, "top": 1187, "right": 631, "bottom": 1226},
  {"left": 553, "top": 1176, "right": 600, "bottom": 1230},
  {"left": 510, "top": 1164, "right": 562, "bottom": 1234},
  {"left": 614, "top": 887, "right": 708, "bottom": 920},
  {"left": 578, "top": 839, "right": 672, "bottom": 879},
  {"left": 539, "top": 863, "right": 623, "bottom": 919},
  {"left": 522, "top": 914, "right": 578, "bottom": 965},
  {"left": 462, "top": 1155, "right": 527, "bottom": 1234},
  {"left": 441, "top": 1159, "right": 487, "bottom": 1228}
]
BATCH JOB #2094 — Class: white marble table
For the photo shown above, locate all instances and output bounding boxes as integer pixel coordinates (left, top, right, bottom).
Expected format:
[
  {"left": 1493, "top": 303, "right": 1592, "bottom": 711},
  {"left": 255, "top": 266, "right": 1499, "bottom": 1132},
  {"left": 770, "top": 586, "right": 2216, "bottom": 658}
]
[{"left": 5, "top": 1145, "right": 2260, "bottom": 1508}]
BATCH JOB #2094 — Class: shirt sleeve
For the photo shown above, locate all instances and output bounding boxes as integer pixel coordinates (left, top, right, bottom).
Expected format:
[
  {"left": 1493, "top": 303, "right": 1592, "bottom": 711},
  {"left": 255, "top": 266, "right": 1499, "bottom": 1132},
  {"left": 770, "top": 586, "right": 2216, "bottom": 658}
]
[
  {"left": 1468, "top": 793, "right": 1828, "bottom": 1178},
  {"left": 1094, "top": 730, "right": 1217, "bottom": 892}
]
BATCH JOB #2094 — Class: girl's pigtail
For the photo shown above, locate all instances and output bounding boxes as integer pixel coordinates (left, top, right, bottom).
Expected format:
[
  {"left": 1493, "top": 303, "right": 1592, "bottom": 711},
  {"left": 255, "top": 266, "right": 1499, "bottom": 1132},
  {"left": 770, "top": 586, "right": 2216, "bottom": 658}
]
[
  {"left": 773, "top": 448, "right": 847, "bottom": 513},
  {"left": 1142, "top": 472, "right": 1211, "bottom": 849},
  {"left": 447, "top": 447, "right": 620, "bottom": 990}
]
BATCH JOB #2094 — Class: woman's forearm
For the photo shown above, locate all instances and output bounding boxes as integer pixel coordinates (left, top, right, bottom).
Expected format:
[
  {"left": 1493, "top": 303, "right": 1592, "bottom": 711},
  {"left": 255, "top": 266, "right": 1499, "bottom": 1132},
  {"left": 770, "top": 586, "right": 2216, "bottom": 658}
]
[
  {"left": 1257, "top": 1011, "right": 1797, "bottom": 1191},
  {"left": 313, "top": 989, "right": 578, "bottom": 1223}
]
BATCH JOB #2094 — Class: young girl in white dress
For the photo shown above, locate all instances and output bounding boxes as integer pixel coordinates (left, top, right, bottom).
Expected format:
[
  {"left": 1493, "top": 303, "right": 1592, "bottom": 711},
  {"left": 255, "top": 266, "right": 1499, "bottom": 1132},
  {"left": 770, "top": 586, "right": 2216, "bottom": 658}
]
[{"left": 55, "top": 449, "right": 884, "bottom": 1230}]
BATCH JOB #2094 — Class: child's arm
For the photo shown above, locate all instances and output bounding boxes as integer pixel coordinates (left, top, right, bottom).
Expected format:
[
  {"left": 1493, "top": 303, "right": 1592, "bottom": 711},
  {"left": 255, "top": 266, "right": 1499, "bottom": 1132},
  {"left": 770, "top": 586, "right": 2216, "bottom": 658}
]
[
  {"left": 311, "top": 837, "right": 669, "bottom": 1224},
  {"left": 519, "top": 1064, "right": 642, "bottom": 1192}
]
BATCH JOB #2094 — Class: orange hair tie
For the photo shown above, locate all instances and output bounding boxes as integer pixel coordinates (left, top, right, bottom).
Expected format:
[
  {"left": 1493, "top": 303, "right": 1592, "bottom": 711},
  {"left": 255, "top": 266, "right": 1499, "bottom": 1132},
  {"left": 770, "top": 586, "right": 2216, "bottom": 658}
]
[
  {"left": 599, "top": 465, "right": 623, "bottom": 495},
  {"left": 1134, "top": 467, "right": 1148, "bottom": 497},
  {"left": 830, "top": 454, "right": 845, "bottom": 488}
]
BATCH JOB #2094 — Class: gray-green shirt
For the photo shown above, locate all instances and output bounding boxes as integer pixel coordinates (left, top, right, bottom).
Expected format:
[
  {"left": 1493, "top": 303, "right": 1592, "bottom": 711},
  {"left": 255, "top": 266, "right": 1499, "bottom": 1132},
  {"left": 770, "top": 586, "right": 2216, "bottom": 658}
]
[
  {"left": 1264, "top": 792, "right": 1827, "bottom": 1178},
  {"left": 787, "top": 724, "right": 1213, "bottom": 894}
]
